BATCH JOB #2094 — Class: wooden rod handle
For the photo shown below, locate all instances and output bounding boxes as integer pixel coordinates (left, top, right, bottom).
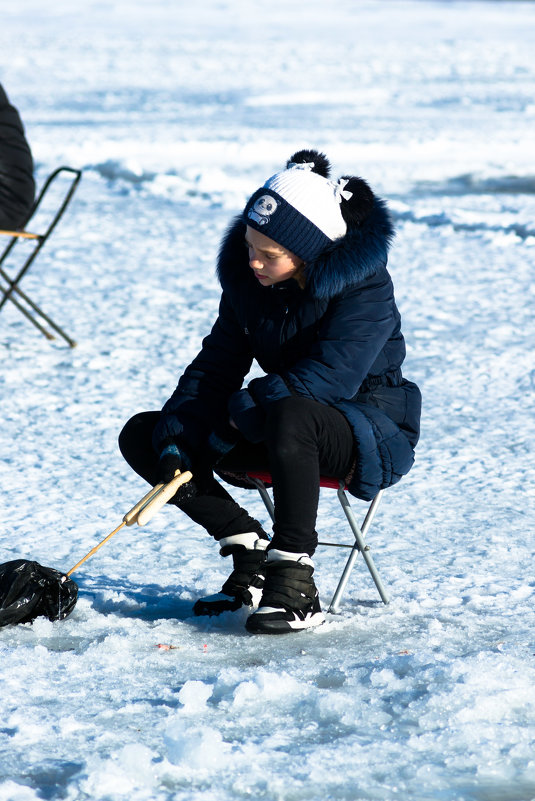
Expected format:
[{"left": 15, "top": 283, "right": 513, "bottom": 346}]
[
  {"left": 123, "top": 483, "right": 165, "bottom": 525},
  {"left": 136, "top": 471, "right": 193, "bottom": 526},
  {"left": 64, "top": 471, "right": 192, "bottom": 577}
]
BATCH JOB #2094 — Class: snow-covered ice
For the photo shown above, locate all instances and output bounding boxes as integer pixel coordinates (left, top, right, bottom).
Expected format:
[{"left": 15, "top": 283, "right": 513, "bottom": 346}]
[{"left": 1, "top": 1, "right": 535, "bottom": 799}]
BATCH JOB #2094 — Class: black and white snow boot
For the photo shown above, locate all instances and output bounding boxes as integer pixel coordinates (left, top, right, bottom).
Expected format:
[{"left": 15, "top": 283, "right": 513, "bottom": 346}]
[
  {"left": 245, "top": 549, "right": 325, "bottom": 634},
  {"left": 193, "top": 532, "right": 268, "bottom": 617}
]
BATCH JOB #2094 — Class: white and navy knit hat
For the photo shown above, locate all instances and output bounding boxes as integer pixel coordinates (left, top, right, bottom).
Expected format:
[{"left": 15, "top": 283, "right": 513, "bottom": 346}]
[{"left": 243, "top": 149, "right": 373, "bottom": 263}]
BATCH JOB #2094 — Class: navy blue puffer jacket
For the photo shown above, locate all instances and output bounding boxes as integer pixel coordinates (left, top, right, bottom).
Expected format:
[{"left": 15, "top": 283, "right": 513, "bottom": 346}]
[{"left": 155, "top": 195, "right": 421, "bottom": 501}]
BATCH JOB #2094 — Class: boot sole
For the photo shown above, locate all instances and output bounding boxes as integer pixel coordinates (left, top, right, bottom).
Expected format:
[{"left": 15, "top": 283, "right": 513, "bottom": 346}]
[{"left": 245, "top": 610, "right": 325, "bottom": 634}]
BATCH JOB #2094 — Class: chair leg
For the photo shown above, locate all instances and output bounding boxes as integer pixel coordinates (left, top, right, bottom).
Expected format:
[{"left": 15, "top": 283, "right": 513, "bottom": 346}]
[
  {"left": 250, "top": 475, "right": 390, "bottom": 613},
  {"left": 328, "top": 488, "right": 389, "bottom": 613},
  {"left": 0, "top": 276, "right": 55, "bottom": 340},
  {"left": 0, "top": 167, "right": 81, "bottom": 347},
  {"left": 0, "top": 268, "right": 75, "bottom": 344},
  {"left": 249, "top": 477, "right": 275, "bottom": 523}
]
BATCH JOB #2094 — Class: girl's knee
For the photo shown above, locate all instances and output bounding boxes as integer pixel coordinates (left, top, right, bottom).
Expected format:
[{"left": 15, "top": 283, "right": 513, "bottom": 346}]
[
  {"left": 119, "top": 412, "right": 143, "bottom": 450},
  {"left": 118, "top": 411, "right": 158, "bottom": 460},
  {"left": 264, "top": 397, "right": 317, "bottom": 454},
  {"left": 265, "top": 396, "right": 314, "bottom": 429}
]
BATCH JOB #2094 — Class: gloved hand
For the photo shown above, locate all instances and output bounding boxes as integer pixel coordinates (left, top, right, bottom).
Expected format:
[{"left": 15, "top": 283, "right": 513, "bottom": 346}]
[
  {"left": 157, "top": 442, "right": 191, "bottom": 485},
  {"left": 228, "top": 389, "right": 266, "bottom": 443}
]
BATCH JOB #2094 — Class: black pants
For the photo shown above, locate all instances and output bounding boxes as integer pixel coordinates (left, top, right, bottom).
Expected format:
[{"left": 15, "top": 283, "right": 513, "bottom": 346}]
[{"left": 118, "top": 396, "right": 355, "bottom": 556}]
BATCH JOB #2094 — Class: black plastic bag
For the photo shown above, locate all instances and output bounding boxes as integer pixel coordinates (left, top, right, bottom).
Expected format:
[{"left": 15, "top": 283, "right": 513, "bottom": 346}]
[{"left": 0, "top": 559, "right": 78, "bottom": 628}]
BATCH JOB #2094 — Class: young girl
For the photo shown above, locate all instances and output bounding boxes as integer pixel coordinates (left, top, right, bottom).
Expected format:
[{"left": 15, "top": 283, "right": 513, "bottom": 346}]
[{"left": 119, "top": 149, "right": 421, "bottom": 634}]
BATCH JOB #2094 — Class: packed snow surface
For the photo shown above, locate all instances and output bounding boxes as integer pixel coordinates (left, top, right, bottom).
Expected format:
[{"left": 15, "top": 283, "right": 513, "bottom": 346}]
[{"left": 1, "top": 1, "right": 535, "bottom": 799}]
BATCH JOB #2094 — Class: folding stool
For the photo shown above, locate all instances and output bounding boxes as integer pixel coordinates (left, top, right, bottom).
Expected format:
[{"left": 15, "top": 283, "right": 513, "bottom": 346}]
[
  {"left": 243, "top": 469, "right": 389, "bottom": 613},
  {"left": 0, "top": 166, "right": 82, "bottom": 347}
]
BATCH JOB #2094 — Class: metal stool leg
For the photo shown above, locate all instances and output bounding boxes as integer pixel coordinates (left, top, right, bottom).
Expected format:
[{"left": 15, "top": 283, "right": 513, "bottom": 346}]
[
  {"left": 328, "top": 488, "right": 389, "bottom": 613},
  {"left": 249, "top": 477, "right": 275, "bottom": 522},
  {"left": 248, "top": 474, "right": 390, "bottom": 613}
]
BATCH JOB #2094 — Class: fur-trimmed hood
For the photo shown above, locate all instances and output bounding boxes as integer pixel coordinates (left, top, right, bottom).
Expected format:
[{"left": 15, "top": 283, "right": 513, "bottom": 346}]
[{"left": 217, "top": 194, "right": 395, "bottom": 302}]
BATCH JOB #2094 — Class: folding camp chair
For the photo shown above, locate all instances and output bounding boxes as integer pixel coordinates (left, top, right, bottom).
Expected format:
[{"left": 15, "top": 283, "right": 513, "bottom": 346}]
[
  {"left": 244, "top": 470, "right": 389, "bottom": 614},
  {"left": 0, "top": 166, "right": 82, "bottom": 347}
]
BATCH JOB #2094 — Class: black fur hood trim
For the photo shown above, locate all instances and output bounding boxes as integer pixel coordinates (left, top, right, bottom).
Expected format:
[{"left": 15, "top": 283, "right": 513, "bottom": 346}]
[{"left": 216, "top": 196, "right": 395, "bottom": 302}]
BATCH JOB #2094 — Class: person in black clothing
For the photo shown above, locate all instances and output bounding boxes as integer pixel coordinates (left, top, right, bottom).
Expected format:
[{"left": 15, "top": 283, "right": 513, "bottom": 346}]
[
  {"left": 0, "top": 84, "right": 35, "bottom": 231},
  {"left": 119, "top": 149, "right": 421, "bottom": 634}
]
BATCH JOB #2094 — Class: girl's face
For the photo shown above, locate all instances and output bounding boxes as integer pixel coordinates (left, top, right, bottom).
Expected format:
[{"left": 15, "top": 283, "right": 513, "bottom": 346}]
[{"left": 245, "top": 226, "right": 305, "bottom": 288}]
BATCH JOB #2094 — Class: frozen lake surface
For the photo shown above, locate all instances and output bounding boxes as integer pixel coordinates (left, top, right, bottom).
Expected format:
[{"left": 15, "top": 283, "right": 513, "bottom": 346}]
[{"left": 1, "top": 1, "right": 535, "bottom": 799}]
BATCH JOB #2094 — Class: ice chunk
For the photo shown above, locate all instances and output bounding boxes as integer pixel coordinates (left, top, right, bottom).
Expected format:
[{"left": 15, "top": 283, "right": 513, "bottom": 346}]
[
  {"left": 164, "top": 719, "right": 230, "bottom": 769},
  {"left": 232, "top": 669, "right": 302, "bottom": 707},
  {"left": 0, "top": 781, "right": 41, "bottom": 801},
  {"left": 177, "top": 680, "right": 213, "bottom": 712},
  {"left": 79, "top": 744, "right": 157, "bottom": 798}
]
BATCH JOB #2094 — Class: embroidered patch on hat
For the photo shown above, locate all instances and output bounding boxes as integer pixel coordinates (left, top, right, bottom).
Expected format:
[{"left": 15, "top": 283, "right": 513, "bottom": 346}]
[{"left": 247, "top": 193, "right": 279, "bottom": 226}]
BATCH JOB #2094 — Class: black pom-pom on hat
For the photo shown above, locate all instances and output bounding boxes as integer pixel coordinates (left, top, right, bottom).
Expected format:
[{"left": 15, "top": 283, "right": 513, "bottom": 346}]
[
  {"left": 338, "top": 176, "right": 376, "bottom": 227},
  {"left": 287, "top": 149, "right": 331, "bottom": 178}
]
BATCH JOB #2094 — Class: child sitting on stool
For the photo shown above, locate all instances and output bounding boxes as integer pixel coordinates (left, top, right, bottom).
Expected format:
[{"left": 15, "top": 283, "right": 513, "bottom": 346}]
[{"left": 119, "top": 149, "right": 421, "bottom": 634}]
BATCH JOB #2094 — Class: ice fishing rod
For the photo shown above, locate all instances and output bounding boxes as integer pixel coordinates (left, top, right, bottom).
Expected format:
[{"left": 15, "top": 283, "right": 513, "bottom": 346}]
[{"left": 64, "top": 470, "right": 192, "bottom": 578}]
